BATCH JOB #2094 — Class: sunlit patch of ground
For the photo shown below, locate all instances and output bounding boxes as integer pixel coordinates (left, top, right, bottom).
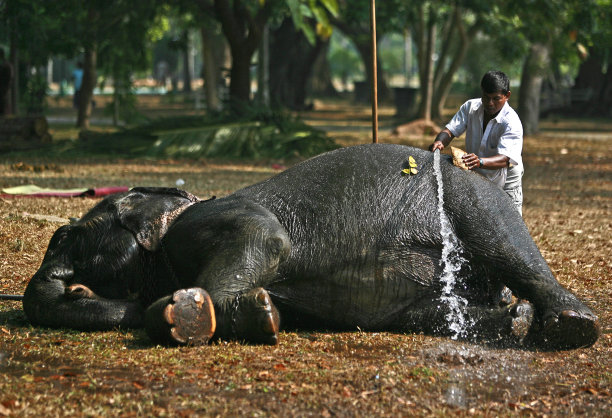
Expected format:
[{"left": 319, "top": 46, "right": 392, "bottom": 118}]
[{"left": 0, "top": 103, "right": 610, "bottom": 416}]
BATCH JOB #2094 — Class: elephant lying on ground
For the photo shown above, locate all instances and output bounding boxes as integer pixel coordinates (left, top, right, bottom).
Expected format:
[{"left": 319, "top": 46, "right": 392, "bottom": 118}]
[{"left": 23, "top": 144, "right": 600, "bottom": 350}]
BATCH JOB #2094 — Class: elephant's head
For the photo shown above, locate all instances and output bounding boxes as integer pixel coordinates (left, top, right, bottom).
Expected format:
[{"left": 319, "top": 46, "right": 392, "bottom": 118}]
[{"left": 23, "top": 187, "right": 200, "bottom": 330}]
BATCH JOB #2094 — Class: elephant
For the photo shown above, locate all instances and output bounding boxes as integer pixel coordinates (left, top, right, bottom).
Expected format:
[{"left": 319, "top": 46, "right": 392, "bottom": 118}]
[{"left": 22, "top": 144, "right": 600, "bottom": 350}]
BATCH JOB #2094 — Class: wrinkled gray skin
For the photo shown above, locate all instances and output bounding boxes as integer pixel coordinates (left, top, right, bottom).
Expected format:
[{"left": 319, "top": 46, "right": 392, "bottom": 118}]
[{"left": 23, "top": 144, "right": 600, "bottom": 349}]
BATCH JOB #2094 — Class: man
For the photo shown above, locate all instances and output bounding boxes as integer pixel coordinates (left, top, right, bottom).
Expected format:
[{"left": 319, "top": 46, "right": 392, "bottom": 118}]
[
  {"left": 430, "top": 70, "right": 524, "bottom": 214},
  {"left": 72, "top": 61, "right": 83, "bottom": 109}
]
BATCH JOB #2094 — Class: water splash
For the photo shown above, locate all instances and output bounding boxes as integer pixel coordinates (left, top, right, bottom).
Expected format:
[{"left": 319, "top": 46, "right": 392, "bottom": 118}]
[{"left": 433, "top": 150, "right": 471, "bottom": 339}]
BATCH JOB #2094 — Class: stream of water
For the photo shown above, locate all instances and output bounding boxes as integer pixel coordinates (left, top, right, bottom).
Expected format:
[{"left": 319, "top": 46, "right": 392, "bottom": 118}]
[{"left": 433, "top": 150, "right": 471, "bottom": 339}]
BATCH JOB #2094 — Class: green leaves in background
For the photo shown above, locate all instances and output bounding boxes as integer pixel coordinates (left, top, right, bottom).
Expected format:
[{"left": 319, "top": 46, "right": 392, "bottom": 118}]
[{"left": 60, "top": 111, "right": 338, "bottom": 160}]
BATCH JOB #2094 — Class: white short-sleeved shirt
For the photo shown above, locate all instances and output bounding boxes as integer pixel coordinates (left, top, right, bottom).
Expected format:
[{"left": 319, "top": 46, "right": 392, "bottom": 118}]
[{"left": 446, "top": 99, "right": 523, "bottom": 189}]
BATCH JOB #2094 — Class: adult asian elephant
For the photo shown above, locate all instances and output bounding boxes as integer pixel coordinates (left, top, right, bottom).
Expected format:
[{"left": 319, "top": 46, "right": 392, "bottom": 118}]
[{"left": 23, "top": 144, "right": 600, "bottom": 350}]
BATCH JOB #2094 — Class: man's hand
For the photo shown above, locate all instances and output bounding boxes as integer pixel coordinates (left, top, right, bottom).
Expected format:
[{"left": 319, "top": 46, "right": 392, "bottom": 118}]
[
  {"left": 429, "top": 141, "right": 445, "bottom": 152},
  {"left": 429, "top": 129, "right": 453, "bottom": 152},
  {"left": 462, "top": 153, "right": 482, "bottom": 170}
]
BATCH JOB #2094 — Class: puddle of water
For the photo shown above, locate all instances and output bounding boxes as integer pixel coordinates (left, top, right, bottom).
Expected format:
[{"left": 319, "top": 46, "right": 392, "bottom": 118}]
[
  {"left": 445, "top": 384, "right": 467, "bottom": 407},
  {"left": 433, "top": 150, "right": 472, "bottom": 339},
  {"left": 428, "top": 341, "right": 539, "bottom": 408}
]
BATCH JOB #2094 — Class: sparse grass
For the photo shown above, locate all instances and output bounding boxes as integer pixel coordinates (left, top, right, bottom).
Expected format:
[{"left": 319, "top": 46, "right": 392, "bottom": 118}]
[{"left": 0, "top": 100, "right": 610, "bottom": 416}]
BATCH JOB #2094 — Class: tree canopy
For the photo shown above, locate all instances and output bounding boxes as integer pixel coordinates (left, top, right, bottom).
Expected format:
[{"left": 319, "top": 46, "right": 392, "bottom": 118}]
[{"left": 1, "top": 0, "right": 610, "bottom": 129}]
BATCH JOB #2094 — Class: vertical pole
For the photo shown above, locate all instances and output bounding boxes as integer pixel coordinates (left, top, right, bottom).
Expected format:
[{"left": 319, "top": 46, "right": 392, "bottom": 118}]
[{"left": 370, "top": 0, "right": 378, "bottom": 143}]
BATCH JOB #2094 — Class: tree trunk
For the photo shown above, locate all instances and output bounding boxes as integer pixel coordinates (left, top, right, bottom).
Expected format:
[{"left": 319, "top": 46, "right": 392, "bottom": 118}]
[
  {"left": 431, "top": 9, "right": 479, "bottom": 119},
  {"left": 571, "top": 47, "right": 612, "bottom": 116},
  {"left": 112, "top": 69, "right": 120, "bottom": 127},
  {"left": 269, "top": 18, "right": 328, "bottom": 109},
  {"left": 182, "top": 30, "right": 193, "bottom": 93},
  {"left": 414, "top": 5, "right": 426, "bottom": 99},
  {"left": 77, "top": 45, "right": 97, "bottom": 129},
  {"left": 596, "top": 58, "right": 612, "bottom": 116},
  {"left": 228, "top": 45, "right": 252, "bottom": 106},
  {"left": 417, "top": 9, "right": 435, "bottom": 121},
  {"left": 9, "top": 17, "right": 18, "bottom": 116},
  {"left": 310, "top": 41, "right": 337, "bottom": 97},
  {"left": 213, "top": 0, "right": 270, "bottom": 113},
  {"left": 200, "top": 24, "right": 225, "bottom": 112},
  {"left": 518, "top": 43, "right": 550, "bottom": 135},
  {"left": 256, "top": 24, "right": 270, "bottom": 107},
  {"left": 572, "top": 52, "right": 604, "bottom": 92},
  {"left": 432, "top": 10, "right": 455, "bottom": 92}
]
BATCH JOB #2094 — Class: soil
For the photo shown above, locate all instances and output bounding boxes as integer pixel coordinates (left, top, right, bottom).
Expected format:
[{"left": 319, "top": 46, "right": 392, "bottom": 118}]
[{"left": 0, "top": 99, "right": 610, "bottom": 416}]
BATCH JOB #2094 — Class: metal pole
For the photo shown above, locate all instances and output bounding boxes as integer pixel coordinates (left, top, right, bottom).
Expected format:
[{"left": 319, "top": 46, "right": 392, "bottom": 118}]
[
  {"left": 370, "top": 0, "right": 378, "bottom": 143},
  {"left": 0, "top": 294, "right": 23, "bottom": 301}
]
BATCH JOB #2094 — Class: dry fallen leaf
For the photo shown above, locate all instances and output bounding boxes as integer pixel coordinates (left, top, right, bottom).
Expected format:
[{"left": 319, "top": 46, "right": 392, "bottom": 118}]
[{"left": 0, "top": 403, "right": 11, "bottom": 416}]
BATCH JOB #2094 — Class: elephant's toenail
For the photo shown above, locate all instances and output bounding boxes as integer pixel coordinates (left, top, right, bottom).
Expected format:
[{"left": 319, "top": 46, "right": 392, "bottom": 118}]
[{"left": 560, "top": 310, "right": 579, "bottom": 318}]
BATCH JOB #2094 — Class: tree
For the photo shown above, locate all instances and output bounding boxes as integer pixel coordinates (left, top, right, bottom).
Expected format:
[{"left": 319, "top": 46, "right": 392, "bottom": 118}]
[
  {"left": 493, "top": 0, "right": 606, "bottom": 133},
  {"left": 330, "top": 0, "right": 484, "bottom": 120},
  {"left": 74, "top": 1, "right": 165, "bottom": 128},
  {"left": 332, "top": 0, "right": 412, "bottom": 102},
  {"left": 212, "top": 0, "right": 277, "bottom": 109},
  {"left": 429, "top": 4, "right": 484, "bottom": 119},
  {"left": 0, "top": 0, "right": 80, "bottom": 115},
  {"left": 407, "top": 0, "right": 493, "bottom": 120},
  {"left": 269, "top": 18, "right": 329, "bottom": 109},
  {"left": 0, "top": 0, "right": 165, "bottom": 128},
  {"left": 568, "top": 0, "right": 612, "bottom": 115},
  {"left": 200, "top": 18, "right": 228, "bottom": 112},
  {"left": 194, "top": 0, "right": 337, "bottom": 113},
  {"left": 414, "top": 3, "right": 436, "bottom": 121},
  {"left": 268, "top": 1, "right": 338, "bottom": 109}
]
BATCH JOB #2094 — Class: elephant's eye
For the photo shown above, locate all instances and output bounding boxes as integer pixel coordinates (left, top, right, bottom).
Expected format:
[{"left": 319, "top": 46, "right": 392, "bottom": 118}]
[
  {"left": 48, "top": 227, "right": 71, "bottom": 249},
  {"left": 91, "top": 254, "right": 105, "bottom": 266}
]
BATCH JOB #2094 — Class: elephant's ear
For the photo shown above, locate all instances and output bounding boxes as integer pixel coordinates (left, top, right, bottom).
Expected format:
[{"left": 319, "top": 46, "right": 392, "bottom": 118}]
[{"left": 114, "top": 187, "right": 201, "bottom": 252}]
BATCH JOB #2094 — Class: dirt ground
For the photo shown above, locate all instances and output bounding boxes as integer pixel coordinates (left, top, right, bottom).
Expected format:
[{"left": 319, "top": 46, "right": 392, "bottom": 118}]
[{"left": 0, "top": 100, "right": 610, "bottom": 416}]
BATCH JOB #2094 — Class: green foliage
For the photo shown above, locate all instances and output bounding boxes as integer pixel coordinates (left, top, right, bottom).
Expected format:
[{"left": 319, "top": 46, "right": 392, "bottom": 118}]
[
  {"left": 61, "top": 109, "right": 338, "bottom": 160},
  {"left": 0, "top": 0, "right": 79, "bottom": 65},
  {"left": 460, "top": 35, "right": 525, "bottom": 93},
  {"left": 379, "top": 33, "right": 408, "bottom": 78},
  {"left": 23, "top": 72, "right": 48, "bottom": 115},
  {"left": 103, "top": 88, "right": 146, "bottom": 125},
  {"left": 327, "top": 30, "right": 363, "bottom": 81},
  {"left": 287, "top": 0, "right": 339, "bottom": 44},
  {"left": 337, "top": 0, "right": 414, "bottom": 36}
]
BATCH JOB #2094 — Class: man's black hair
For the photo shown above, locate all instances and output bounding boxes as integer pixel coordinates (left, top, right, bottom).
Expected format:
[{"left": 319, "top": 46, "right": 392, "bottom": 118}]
[{"left": 481, "top": 70, "right": 510, "bottom": 95}]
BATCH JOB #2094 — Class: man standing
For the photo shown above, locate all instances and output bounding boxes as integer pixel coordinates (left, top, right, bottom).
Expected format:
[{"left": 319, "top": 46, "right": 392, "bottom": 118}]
[
  {"left": 429, "top": 70, "right": 524, "bottom": 214},
  {"left": 72, "top": 61, "right": 84, "bottom": 109}
]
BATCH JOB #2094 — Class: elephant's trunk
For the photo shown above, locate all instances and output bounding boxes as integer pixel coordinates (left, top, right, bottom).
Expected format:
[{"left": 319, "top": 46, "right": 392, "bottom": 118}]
[{"left": 23, "top": 267, "right": 144, "bottom": 331}]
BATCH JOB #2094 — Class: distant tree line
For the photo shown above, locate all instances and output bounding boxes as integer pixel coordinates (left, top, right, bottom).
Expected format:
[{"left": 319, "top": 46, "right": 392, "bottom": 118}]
[{"left": 0, "top": 0, "right": 610, "bottom": 133}]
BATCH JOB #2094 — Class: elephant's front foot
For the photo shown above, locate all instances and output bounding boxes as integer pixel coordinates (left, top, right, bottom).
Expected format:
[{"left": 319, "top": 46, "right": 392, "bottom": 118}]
[
  {"left": 145, "top": 288, "right": 216, "bottom": 346},
  {"left": 222, "top": 288, "right": 280, "bottom": 345},
  {"left": 526, "top": 309, "right": 600, "bottom": 350}
]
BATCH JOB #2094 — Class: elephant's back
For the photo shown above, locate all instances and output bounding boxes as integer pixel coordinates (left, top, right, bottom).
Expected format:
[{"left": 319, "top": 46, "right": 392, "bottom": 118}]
[{"left": 235, "top": 143, "right": 435, "bottom": 214}]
